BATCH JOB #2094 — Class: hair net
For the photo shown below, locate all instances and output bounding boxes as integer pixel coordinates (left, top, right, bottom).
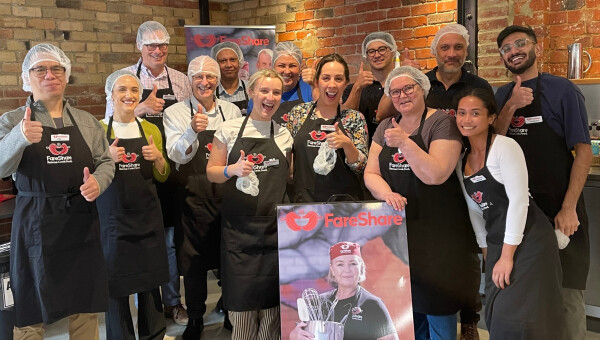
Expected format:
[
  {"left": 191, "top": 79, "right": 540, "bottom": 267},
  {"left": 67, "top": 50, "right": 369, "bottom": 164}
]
[
  {"left": 430, "top": 24, "right": 469, "bottom": 56},
  {"left": 361, "top": 32, "right": 397, "bottom": 58},
  {"left": 21, "top": 43, "right": 71, "bottom": 92},
  {"left": 136, "top": 21, "right": 170, "bottom": 51},
  {"left": 211, "top": 42, "right": 244, "bottom": 67},
  {"left": 272, "top": 42, "right": 302, "bottom": 65},
  {"left": 384, "top": 66, "right": 431, "bottom": 98},
  {"left": 188, "top": 56, "right": 221, "bottom": 83},
  {"left": 105, "top": 70, "right": 143, "bottom": 103}
]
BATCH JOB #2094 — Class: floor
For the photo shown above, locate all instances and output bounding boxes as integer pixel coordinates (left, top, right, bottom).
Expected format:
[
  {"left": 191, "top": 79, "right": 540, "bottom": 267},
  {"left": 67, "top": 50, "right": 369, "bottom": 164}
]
[{"left": 41, "top": 271, "right": 600, "bottom": 339}]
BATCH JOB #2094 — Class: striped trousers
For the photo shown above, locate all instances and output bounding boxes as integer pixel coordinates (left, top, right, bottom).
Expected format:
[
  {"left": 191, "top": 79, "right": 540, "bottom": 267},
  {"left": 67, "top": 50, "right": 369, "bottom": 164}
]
[{"left": 229, "top": 306, "right": 280, "bottom": 340}]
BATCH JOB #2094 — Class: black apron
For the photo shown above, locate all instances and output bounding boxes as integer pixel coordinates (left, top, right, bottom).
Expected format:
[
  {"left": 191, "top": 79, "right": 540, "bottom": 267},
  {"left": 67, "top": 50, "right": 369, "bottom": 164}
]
[
  {"left": 96, "top": 117, "right": 169, "bottom": 298},
  {"left": 136, "top": 62, "right": 180, "bottom": 230},
  {"left": 378, "top": 109, "right": 479, "bottom": 315},
  {"left": 175, "top": 101, "right": 225, "bottom": 276},
  {"left": 502, "top": 73, "right": 589, "bottom": 289},
  {"left": 11, "top": 103, "right": 108, "bottom": 327},
  {"left": 462, "top": 131, "right": 562, "bottom": 338},
  {"left": 216, "top": 80, "right": 249, "bottom": 115},
  {"left": 292, "top": 102, "right": 362, "bottom": 203},
  {"left": 272, "top": 82, "right": 305, "bottom": 125},
  {"left": 220, "top": 115, "right": 288, "bottom": 311}
]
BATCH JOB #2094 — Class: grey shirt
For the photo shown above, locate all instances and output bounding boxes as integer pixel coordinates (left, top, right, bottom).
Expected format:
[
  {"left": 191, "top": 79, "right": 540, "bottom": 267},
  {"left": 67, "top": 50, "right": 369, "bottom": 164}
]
[{"left": 0, "top": 97, "right": 115, "bottom": 193}]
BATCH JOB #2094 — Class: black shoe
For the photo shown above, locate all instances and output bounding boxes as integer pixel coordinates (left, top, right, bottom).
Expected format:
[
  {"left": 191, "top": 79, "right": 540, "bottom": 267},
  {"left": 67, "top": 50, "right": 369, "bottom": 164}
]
[
  {"left": 223, "top": 312, "right": 232, "bottom": 331},
  {"left": 182, "top": 318, "right": 204, "bottom": 340},
  {"left": 216, "top": 296, "right": 225, "bottom": 314}
]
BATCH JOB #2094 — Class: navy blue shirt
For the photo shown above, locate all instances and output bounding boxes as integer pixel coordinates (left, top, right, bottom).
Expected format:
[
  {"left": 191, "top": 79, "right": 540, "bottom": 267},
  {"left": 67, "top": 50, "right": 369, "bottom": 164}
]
[
  {"left": 246, "top": 78, "right": 312, "bottom": 113},
  {"left": 495, "top": 73, "right": 590, "bottom": 150}
]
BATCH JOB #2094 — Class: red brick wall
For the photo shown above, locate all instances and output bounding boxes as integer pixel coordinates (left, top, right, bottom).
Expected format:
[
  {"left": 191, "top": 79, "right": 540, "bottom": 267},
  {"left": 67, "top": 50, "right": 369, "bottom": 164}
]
[{"left": 478, "top": 0, "right": 600, "bottom": 82}]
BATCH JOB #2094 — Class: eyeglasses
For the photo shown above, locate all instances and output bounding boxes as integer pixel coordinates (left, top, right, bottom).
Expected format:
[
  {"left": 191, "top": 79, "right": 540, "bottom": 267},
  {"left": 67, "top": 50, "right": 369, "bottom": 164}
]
[
  {"left": 389, "top": 84, "right": 418, "bottom": 98},
  {"left": 29, "top": 66, "right": 66, "bottom": 78},
  {"left": 366, "top": 46, "right": 390, "bottom": 58},
  {"left": 145, "top": 43, "right": 168, "bottom": 51},
  {"left": 192, "top": 74, "right": 217, "bottom": 81},
  {"left": 499, "top": 38, "right": 535, "bottom": 55}
]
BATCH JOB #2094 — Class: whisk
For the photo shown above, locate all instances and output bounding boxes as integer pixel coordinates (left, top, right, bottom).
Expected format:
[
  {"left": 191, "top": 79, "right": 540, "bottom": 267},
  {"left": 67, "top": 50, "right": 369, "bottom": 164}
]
[{"left": 302, "top": 288, "right": 324, "bottom": 321}]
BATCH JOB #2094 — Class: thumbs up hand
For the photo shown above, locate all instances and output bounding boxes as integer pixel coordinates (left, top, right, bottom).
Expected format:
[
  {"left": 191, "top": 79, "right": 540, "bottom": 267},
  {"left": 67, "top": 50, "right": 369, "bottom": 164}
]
[
  {"left": 22, "top": 107, "right": 43, "bottom": 143},
  {"left": 384, "top": 118, "right": 409, "bottom": 147},
  {"left": 135, "top": 84, "right": 165, "bottom": 116},
  {"left": 355, "top": 62, "right": 375, "bottom": 90},
  {"left": 142, "top": 134, "right": 162, "bottom": 162},
  {"left": 402, "top": 48, "right": 421, "bottom": 69},
  {"left": 301, "top": 61, "right": 316, "bottom": 85},
  {"left": 191, "top": 104, "right": 209, "bottom": 133},
  {"left": 326, "top": 122, "right": 351, "bottom": 150},
  {"left": 80, "top": 167, "right": 100, "bottom": 201},
  {"left": 229, "top": 150, "right": 254, "bottom": 178},
  {"left": 507, "top": 76, "right": 534, "bottom": 110},
  {"left": 109, "top": 137, "right": 125, "bottom": 163}
]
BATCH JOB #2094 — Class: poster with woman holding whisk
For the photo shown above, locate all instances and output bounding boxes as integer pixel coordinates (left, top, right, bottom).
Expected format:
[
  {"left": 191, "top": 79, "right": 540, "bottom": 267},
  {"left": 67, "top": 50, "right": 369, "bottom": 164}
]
[{"left": 277, "top": 201, "right": 414, "bottom": 340}]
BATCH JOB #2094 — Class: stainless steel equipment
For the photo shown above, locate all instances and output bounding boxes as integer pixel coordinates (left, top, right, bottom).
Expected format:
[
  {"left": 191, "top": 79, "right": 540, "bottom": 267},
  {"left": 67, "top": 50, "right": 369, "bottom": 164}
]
[
  {"left": 305, "top": 321, "right": 344, "bottom": 340},
  {"left": 567, "top": 43, "right": 592, "bottom": 79}
]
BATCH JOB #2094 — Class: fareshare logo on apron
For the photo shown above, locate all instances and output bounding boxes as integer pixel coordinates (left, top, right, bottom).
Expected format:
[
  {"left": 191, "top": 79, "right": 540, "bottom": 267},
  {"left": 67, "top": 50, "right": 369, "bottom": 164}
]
[
  {"left": 119, "top": 152, "right": 141, "bottom": 171},
  {"left": 247, "top": 152, "right": 279, "bottom": 172},
  {"left": 389, "top": 152, "right": 410, "bottom": 171},
  {"left": 46, "top": 134, "right": 72, "bottom": 164},
  {"left": 205, "top": 143, "right": 212, "bottom": 159},
  {"left": 307, "top": 130, "right": 327, "bottom": 148},
  {"left": 509, "top": 115, "right": 543, "bottom": 136}
]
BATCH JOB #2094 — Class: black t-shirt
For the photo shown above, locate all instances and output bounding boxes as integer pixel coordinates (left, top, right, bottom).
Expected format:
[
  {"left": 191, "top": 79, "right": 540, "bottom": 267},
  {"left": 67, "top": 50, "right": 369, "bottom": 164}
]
[
  {"left": 342, "top": 81, "right": 384, "bottom": 142},
  {"left": 425, "top": 67, "right": 493, "bottom": 117}
]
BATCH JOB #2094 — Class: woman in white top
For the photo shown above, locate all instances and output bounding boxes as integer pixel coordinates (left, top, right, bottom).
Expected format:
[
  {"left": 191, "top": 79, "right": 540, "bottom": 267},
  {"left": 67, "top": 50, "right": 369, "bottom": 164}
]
[
  {"left": 207, "top": 69, "right": 293, "bottom": 340},
  {"left": 456, "top": 88, "right": 562, "bottom": 339}
]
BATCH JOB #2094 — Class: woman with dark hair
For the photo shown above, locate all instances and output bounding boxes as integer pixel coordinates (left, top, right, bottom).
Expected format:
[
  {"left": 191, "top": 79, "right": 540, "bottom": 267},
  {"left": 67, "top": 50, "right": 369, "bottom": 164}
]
[
  {"left": 456, "top": 88, "right": 563, "bottom": 339},
  {"left": 286, "top": 53, "right": 368, "bottom": 203}
]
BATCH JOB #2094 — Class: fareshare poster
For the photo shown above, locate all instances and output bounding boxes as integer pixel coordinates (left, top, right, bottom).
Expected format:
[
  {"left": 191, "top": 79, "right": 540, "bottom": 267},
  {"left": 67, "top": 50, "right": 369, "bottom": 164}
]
[
  {"left": 278, "top": 201, "right": 414, "bottom": 340},
  {"left": 184, "top": 25, "right": 275, "bottom": 80}
]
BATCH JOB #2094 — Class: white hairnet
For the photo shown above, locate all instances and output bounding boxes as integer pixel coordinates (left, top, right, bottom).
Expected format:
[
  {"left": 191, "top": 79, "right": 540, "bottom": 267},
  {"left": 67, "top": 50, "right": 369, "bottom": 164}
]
[
  {"left": 136, "top": 21, "right": 170, "bottom": 51},
  {"left": 384, "top": 66, "right": 431, "bottom": 98},
  {"left": 211, "top": 42, "right": 244, "bottom": 67},
  {"left": 188, "top": 56, "right": 221, "bottom": 83},
  {"left": 361, "top": 32, "right": 397, "bottom": 58},
  {"left": 272, "top": 42, "right": 302, "bottom": 65},
  {"left": 431, "top": 24, "right": 469, "bottom": 56},
  {"left": 21, "top": 43, "right": 71, "bottom": 92},
  {"left": 105, "top": 70, "right": 143, "bottom": 102}
]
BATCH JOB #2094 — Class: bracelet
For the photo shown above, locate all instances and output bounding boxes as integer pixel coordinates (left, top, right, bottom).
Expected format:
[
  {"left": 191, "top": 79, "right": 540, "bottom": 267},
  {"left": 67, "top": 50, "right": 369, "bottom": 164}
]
[{"left": 223, "top": 166, "right": 231, "bottom": 179}]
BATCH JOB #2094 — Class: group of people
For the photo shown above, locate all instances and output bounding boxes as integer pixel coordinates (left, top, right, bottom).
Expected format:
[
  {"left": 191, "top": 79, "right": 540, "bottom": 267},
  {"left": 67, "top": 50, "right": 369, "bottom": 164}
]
[{"left": 0, "top": 17, "right": 590, "bottom": 340}]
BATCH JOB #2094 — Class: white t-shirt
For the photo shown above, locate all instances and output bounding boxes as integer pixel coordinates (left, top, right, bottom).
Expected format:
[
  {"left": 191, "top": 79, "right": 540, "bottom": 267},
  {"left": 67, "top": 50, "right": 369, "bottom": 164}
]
[
  {"left": 458, "top": 135, "right": 530, "bottom": 247},
  {"left": 101, "top": 117, "right": 144, "bottom": 138}
]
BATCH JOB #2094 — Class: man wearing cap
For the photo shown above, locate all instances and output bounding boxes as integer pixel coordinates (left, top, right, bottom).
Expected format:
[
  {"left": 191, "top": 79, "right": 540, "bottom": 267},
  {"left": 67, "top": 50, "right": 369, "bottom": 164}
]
[
  {"left": 211, "top": 42, "right": 250, "bottom": 114},
  {"left": 0, "top": 43, "right": 114, "bottom": 339},
  {"left": 494, "top": 25, "right": 591, "bottom": 340},
  {"left": 342, "top": 32, "right": 397, "bottom": 142},
  {"left": 107, "top": 20, "right": 192, "bottom": 327},
  {"left": 164, "top": 56, "right": 241, "bottom": 339},
  {"left": 256, "top": 49, "right": 273, "bottom": 70}
]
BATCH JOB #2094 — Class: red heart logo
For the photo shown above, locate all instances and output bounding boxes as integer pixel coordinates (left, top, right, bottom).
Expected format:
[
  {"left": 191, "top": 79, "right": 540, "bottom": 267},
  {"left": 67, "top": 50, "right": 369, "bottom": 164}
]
[
  {"left": 282, "top": 113, "right": 289, "bottom": 122},
  {"left": 246, "top": 153, "right": 264, "bottom": 164},
  {"left": 511, "top": 116, "right": 525, "bottom": 128},
  {"left": 193, "top": 34, "right": 217, "bottom": 48},
  {"left": 393, "top": 152, "right": 405, "bottom": 163},
  {"left": 48, "top": 143, "right": 69, "bottom": 155},
  {"left": 122, "top": 152, "right": 138, "bottom": 163},
  {"left": 206, "top": 143, "right": 212, "bottom": 152},
  {"left": 309, "top": 130, "right": 327, "bottom": 141},
  {"left": 286, "top": 211, "right": 318, "bottom": 231},
  {"left": 470, "top": 191, "right": 483, "bottom": 204}
]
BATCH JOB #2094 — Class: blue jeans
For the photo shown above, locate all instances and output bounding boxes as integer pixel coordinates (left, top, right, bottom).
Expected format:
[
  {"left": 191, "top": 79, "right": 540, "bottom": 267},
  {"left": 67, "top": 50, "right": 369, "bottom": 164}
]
[
  {"left": 413, "top": 311, "right": 457, "bottom": 340},
  {"left": 160, "top": 226, "right": 181, "bottom": 307}
]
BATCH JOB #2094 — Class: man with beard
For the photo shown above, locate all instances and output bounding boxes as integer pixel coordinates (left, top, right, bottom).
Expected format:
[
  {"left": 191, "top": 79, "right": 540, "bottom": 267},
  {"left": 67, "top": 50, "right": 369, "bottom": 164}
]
[
  {"left": 342, "top": 32, "right": 398, "bottom": 142},
  {"left": 494, "top": 25, "right": 591, "bottom": 340},
  {"left": 212, "top": 42, "right": 250, "bottom": 114}
]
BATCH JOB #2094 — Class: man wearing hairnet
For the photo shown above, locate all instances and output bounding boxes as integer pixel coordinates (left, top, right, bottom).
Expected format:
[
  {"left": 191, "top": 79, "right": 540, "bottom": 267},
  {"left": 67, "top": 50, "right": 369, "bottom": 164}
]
[
  {"left": 106, "top": 20, "right": 192, "bottom": 327},
  {"left": 0, "top": 43, "right": 114, "bottom": 339},
  {"left": 342, "top": 32, "right": 397, "bottom": 142},
  {"left": 211, "top": 42, "right": 250, "bottom": 114},
  {"left": 164, "top": 56, "right": 241, "bottom": 339},
  {"left": 256, "top": 49, "right": 273, "bottom": 70}
]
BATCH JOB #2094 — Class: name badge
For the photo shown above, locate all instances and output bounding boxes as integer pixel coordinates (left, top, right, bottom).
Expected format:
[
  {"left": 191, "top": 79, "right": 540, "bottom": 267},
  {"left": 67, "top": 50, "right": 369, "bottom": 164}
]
[
  {"left": 525, "top": 116, "right": 543, "bottom": 124},
  {"left": 321, "top": 124, "right": 335, "bottom": 132},
  {"left": 470, "top": 175, "right": 486, "bottom": 183},
  {"left": 51, "top": 134, "right": 69, "bottom": 142},
  {"left": 163, "top": 94, "right": 176, "bottom": 101},
  {"left": 264, "top": 159, "right": 280, "bottom": 167}
]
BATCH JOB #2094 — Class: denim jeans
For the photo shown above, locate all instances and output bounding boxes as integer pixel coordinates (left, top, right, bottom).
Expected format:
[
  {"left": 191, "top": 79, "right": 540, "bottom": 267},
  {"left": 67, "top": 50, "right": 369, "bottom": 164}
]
[
  {"left": 160, "top": 226, "right": 181, "bottom": 307},
  {"left": 413, "top": 311, "right": 457, "bottom": 340}
]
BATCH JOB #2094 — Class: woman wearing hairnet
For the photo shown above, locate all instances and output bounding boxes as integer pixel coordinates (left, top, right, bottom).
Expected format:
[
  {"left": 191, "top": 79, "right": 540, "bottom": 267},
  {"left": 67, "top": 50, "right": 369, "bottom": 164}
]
[
  {"left": 164, "top": 56, "right": 241, "bottom": 339},
  {"left": 0, "top": 43, "right": 114, "bottom": 339},
  {"left": 96, "top": 70, "right": 170, "bottom": 340},
  {"left": 364, "top": 66, "right": 480, "bottom": 339},
  {"left": 247, "top": 42, "right": 317, "bottom": 125}
]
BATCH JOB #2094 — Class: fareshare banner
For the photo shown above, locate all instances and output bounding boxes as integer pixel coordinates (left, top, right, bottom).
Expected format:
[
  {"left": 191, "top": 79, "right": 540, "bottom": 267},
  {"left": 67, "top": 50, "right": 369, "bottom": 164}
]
[
  {"left": 184, "top": 25, "right": 275, "bottom": 80},
  {"left": 277, "top": 201, "right": 414, "bottom": 340}
]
